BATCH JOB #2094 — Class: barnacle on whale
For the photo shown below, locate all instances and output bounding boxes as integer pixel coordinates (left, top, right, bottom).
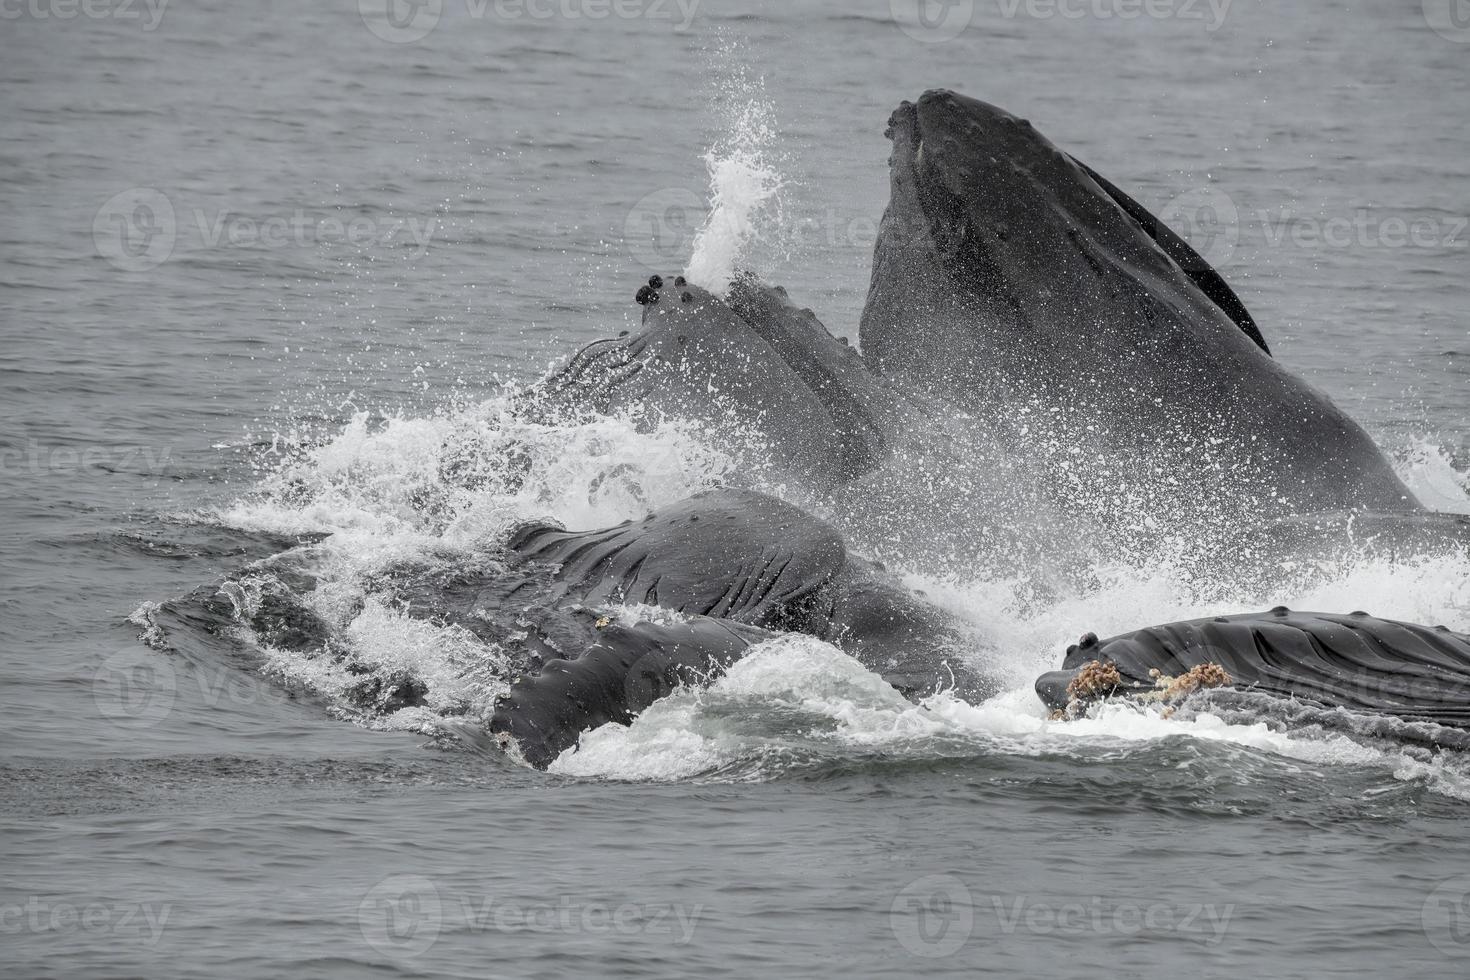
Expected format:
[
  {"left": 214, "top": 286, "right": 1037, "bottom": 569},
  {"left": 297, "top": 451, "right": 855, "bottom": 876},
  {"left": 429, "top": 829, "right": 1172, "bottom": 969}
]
[
  {"left": 1051, "top": 660, "right": 1233, "bottom": 722},
  {"left": 1150, "top": 663, "right": 1233, "bottom": 700},
  {"left": 1066, "top": 660, "right": 1123, "bottom": 700}
]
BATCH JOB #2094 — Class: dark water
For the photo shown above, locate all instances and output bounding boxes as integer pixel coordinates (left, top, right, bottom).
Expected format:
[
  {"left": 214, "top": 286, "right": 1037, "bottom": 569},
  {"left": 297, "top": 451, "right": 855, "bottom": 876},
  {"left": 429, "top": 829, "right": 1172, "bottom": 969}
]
[{"left": 3, "top": 1, "right": 1470, "bottom": 977}]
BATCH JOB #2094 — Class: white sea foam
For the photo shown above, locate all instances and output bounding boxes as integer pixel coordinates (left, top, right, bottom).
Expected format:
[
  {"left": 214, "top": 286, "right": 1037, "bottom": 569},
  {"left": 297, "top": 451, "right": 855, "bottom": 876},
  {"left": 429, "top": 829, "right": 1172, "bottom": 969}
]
[
  {"left": 551, "top": 632, "right": 1470, "bottom": 800},
  {"left": 550, "top": 533, "right": 1470, "bottom": 792},
  {"left": 214, "top": 398, "right": 734, "bottom": 545},
  {"left": 201, "top": 365, "right": 1470, "bottom": 797}
]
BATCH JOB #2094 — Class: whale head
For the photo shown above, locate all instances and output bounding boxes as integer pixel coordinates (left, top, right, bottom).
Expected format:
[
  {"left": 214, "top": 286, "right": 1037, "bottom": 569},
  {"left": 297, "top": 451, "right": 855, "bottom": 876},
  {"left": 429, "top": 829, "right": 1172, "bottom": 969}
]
[{"left": 863, "top": 89, "right": 1269, "bottom": 396}]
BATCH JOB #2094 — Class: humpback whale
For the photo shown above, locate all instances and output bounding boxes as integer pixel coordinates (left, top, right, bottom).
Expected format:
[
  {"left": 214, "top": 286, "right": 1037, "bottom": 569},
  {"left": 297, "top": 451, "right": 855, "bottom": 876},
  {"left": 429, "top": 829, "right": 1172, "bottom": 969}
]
[
  {"left": 486, "top": 489, "right": 996, "bottom": 766},
  {"left": 860, "top": 90, "right": 1419, "bottom": 535},
  {"left": 154, "top": 89, "right": 1463, "bottom": 771},
  {"left": 1035, "top": 610, "right": 1470, "bottom": 745},
  {"left": 467, "top": 90, "right": 1469, "bottom": 768}
]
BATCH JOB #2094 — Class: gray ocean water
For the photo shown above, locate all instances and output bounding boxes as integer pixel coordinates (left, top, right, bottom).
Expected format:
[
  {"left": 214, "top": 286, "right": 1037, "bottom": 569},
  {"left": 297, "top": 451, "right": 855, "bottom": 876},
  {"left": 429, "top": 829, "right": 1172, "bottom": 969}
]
[{"left": 4, "top": 1, "right": 1470, "bottom": 977}]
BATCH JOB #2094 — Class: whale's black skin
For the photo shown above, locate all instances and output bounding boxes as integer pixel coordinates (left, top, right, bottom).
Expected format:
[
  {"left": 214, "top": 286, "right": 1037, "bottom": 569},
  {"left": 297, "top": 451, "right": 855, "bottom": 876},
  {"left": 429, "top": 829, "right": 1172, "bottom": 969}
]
[
  {"left": 860, "top": 90, "right": 1418, "bottom": 527},
  {"left": 506, "top": 489, "right": 849, "bottom": 632},
  {"left": 490, "top": 594, "right": 993, "bottom": 771},
  {"left": 374, "top": 488, "right": 846, "bottom": 669},
  {"left": 1035, "top": 610, "right": 1470, "bottom": 739},
  {"left": 505, "top": 489, "right": 994, "bottom": 698},
  {"left": 482, "top": 489, "right": 997, "bottom": 767},
  {"left": 490, "top": 616, "right": 772, "bottom": 769},
  {"left": 1067, "top": 157, "right": 1269, "bottom": 355}
]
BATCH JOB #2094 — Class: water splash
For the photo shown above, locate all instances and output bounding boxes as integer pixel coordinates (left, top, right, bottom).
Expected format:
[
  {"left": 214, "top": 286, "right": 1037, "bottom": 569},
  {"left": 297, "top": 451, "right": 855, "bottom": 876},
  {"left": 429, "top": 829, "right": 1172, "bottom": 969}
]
[
  {"left": 195, "top": 389, "right": 1470, "bottom": 795},
  {"left": 683, "top": 57, "right": 786, "bottom": 294},
  {"left": 1396, "top": 435, "right": 1470, "bottom": 514},
  {"left": 550, "top": 623, "right": 1470, "bottom": 799}
]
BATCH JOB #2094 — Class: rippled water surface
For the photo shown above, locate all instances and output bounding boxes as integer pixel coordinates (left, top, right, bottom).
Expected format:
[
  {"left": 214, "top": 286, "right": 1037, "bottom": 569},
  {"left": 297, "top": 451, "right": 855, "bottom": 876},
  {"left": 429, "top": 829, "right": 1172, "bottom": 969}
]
[{"left": 3, "top": 1, "right": 1469, "bottom": 977}]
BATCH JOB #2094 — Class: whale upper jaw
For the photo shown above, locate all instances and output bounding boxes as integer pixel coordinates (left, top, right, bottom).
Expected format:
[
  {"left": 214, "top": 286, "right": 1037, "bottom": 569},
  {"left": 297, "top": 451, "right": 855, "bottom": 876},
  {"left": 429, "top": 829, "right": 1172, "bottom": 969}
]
[
  {"left": 869, "top": 89, "right": 1265, "bottom": 382},
  {"left": 860, "top": 89, "right": 1419, "bottom": 523}
]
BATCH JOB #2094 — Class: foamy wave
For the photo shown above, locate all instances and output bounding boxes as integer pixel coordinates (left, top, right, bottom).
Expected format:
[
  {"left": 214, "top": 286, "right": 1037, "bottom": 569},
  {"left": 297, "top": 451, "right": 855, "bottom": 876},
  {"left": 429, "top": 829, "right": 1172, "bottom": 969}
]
[
  {"left": 197, "top": 375, "right": 1469, "bottom": 796},
  {"left": 550, "top": 635, "right": 1470, "bottom": 799},
  {"left": 902, "top": 548, "right": 1470, "bottom": 694},
  {"left": 193, "top": 397, "right": 738, "bottom": 733},
  {"left": 214, "top": 398, "right": 735, "bottom": 546},
  {"left": 254, "top": 597, "right": 506, "bottom": 732}
]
